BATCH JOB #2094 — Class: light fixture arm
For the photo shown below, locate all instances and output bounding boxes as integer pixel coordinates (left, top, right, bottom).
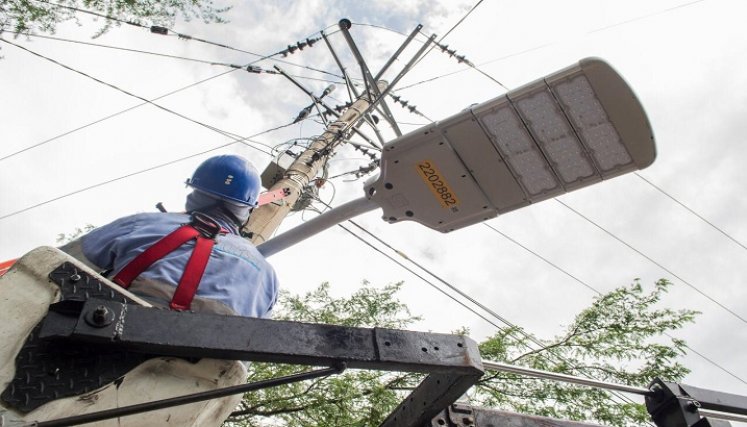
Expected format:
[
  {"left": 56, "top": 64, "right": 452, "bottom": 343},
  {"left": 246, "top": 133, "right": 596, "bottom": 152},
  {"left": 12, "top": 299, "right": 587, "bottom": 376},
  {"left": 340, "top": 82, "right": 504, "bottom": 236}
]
[{"left": 257, "top": 196, "right": 379, "bottom": 257}]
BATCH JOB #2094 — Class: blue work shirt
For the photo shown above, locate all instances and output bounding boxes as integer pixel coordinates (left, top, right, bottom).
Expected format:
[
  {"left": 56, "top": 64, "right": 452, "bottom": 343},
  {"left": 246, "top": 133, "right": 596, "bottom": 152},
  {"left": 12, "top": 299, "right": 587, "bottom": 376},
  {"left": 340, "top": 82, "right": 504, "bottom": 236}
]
[{"left": 79, "top": 212, "right": 278, "bottom": 318}]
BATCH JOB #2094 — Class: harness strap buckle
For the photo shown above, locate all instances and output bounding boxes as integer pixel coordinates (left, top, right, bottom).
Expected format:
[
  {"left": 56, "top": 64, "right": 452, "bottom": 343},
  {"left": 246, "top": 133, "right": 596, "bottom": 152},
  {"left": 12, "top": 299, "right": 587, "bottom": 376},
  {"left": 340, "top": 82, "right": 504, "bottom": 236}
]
[{"left": 190, "top": 212, "right": 222, "bottom": 239}]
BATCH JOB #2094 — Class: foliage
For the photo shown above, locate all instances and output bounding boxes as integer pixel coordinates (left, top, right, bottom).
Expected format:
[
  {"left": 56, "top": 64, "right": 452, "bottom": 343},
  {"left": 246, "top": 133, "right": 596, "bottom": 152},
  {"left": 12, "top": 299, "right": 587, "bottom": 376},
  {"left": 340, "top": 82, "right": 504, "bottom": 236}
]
[
  {"left": 226, "top": 281, "right": 423, "bottom": 427},
  {"left": 1, "top": 0, "right": 229, "bottom": 38},
  {"left": 473, "top": 279, "right": 697, "bottom": 427},
  {"left": 56, "top": 223, "right": 95, "bottom": 243},
  {"left": 225, "top": 279, "right": 697, "bottom": 427}
]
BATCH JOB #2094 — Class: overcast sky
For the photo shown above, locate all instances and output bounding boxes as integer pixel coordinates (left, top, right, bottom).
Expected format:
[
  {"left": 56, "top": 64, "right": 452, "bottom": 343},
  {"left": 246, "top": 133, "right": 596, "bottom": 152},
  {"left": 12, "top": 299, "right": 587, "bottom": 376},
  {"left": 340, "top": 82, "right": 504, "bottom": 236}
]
[{"left": 1, "top": 0, "right": 746, "bottom": 410}]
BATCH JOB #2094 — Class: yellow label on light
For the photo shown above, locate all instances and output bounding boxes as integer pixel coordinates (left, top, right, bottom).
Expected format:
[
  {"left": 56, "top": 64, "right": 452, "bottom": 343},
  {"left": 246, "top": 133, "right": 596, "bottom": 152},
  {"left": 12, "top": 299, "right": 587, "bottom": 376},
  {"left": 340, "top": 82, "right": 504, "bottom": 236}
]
[{"left": 415, "top": 160, "right": 460, "bottom": 210}]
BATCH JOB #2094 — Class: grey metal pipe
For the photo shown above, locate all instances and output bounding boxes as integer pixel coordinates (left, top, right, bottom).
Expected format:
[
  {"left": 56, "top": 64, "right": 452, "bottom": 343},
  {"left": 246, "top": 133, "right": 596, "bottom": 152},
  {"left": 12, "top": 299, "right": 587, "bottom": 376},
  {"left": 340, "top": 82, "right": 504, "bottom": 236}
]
[
  {"left": 374, "top": 24, "right": 423, "bottom": 81},
  {"left": 699, "top": 409, "right": 747, "bottom": 424},
  {"left": 341, "top": 33, "right": 436, "bottom": 137},
  {"left": 257, "top": 196, "right": 379, "bottom": 257},
  {"left": 482, "top": 360, "right": 651, "bottom": 396}
]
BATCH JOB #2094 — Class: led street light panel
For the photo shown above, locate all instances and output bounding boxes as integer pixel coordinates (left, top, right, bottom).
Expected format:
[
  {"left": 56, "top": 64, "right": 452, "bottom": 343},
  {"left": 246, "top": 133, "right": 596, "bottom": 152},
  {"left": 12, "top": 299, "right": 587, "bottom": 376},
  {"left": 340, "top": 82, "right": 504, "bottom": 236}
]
[{"left": 365, "top": 58, "right": 656, "bottom": 232}]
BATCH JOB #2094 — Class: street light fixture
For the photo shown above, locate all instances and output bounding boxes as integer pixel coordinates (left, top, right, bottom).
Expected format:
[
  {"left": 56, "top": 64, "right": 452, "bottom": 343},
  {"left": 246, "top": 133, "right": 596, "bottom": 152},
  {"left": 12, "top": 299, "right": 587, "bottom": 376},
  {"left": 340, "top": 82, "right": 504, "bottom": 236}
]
[
  {"left": 258, "top": 58, "right": 656, "bottom": 256},
  {"left": 365, "top": 57, "right": 655, "bottom": 232}
]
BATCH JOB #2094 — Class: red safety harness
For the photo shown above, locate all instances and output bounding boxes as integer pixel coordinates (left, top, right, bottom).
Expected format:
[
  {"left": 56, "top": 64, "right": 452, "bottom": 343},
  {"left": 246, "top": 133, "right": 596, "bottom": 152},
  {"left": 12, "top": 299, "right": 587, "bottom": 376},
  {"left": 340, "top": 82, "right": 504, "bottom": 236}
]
[{"left": 112, "top": 212, "right": 227, "bottom": 311}]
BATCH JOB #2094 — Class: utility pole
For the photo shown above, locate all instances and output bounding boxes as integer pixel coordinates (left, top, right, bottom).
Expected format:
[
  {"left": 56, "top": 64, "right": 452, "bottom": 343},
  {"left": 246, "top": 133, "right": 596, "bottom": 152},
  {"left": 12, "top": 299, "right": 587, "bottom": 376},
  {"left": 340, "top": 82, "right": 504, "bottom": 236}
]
[
  {"left": 244, "top": 19, "right": 434, "bottom": 245},
  {"left": 243, "top": 81, "right": 387, "bottom": 244}
]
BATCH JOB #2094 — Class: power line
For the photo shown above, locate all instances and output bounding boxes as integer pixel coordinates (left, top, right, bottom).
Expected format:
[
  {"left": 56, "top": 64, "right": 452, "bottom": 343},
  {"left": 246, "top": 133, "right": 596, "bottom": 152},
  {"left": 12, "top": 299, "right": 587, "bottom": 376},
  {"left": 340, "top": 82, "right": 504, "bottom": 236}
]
[
  {"left": 0, "top": 120, "right": 296, "bottom": 222},
  {"left": 439, "top": 0, "right": 485, "bottom": 41},
  {"left": 5, "top": 31, "right": 349, "bottom": 86},
  {"left": 336, "top": 222, "right": 506, "bottom": 330},
  {"left": 482, "top": 223, "right": 600, "bottom": 295},
  {"left": 0, "top": 37, "right": 275, "bottom": 154},
  {"left": 394, "top": 0, "right": 707, "bottom": 92},
  {"left": 0, "top": 67, "right": 240, "bottom": 162},
  {"left": 0, "top": 21, "right": 346, "bottom": 164},
  {"left": 409, "top": 0, "right": 509, "bottom": 90},
  {"left": 346, "top": 219, "right": 520, "bottom": 332},
  {"left": 556, "top": 199, "right": 747, "bottom": 325},
  {"left": 31, "top": 0, "right": 343, "bottom": 78},
  {"left": 635, "top": 173, "right": 747, "bottom": 252},
  {"left": 5, "top": 31, "right": 247, "bottom": 67},
  {"left": 587, "top": 0, "right": 706, "bottom": 35},
  {"left": 481, "top": 222, "right": 747, "bottom": 386}
]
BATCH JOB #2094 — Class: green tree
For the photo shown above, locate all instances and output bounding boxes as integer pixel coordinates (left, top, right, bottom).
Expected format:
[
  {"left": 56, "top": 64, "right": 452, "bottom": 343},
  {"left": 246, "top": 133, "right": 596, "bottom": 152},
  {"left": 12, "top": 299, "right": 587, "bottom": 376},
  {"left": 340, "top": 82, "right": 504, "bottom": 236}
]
[
  {"left": 226, "top": 279, "right": 696, "bottom": 427},
  {"left": 1, "top": 0, "right": 228, "bottom": 37}
]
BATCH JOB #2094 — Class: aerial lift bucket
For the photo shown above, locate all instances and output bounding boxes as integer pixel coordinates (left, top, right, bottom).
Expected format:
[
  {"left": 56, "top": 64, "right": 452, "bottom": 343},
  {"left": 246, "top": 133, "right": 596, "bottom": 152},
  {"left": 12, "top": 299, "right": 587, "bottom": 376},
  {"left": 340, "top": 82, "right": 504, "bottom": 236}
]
[{"left": 0, "top": 247, "right": 246, "bottom": 426}]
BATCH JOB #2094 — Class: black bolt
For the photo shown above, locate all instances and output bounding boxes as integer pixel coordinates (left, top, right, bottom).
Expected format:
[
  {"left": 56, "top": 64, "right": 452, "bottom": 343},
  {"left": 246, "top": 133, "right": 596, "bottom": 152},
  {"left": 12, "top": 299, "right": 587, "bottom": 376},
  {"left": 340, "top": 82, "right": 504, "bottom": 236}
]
[
  {"left": 686, "top": 400, "right": 702, "bottom": 412},
  {"left": 92, "top": 306, "right": 109, "bottom": 325}
]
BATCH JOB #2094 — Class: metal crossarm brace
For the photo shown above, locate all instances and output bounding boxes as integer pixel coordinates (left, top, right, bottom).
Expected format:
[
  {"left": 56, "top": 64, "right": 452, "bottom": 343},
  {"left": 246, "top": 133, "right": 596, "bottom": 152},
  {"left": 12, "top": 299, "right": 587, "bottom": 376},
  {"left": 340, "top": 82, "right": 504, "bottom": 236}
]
[
  {"left": 36, "top": 265, "right": 483, "bottom": 427},
  {"left": 373, "top": 24, "right": 423, "bottom": 82},
  {"left": 320, "top": 29, "right": 386, "bottom": 147},
  {"left": 338, "top": 19, "right": 403, "bottom": 136}
]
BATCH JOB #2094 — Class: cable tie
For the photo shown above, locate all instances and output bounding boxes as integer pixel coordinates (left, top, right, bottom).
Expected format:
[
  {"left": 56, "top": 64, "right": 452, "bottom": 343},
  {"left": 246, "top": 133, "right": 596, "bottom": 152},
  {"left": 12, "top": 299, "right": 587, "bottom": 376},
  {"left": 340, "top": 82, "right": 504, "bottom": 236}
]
[
  {"left": 150, "top": 26, "right": 169, "bottom": 35},
  {"left": 178, "top": 34, "right": 192, "bottom": 41},
  {"left": 246, "top": 65, "right": 263, "bottom": 73}
]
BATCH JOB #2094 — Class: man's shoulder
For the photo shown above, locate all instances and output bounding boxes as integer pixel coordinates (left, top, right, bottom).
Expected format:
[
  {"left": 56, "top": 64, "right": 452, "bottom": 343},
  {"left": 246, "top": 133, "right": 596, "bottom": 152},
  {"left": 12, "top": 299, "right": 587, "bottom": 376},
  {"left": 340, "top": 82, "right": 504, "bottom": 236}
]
[
  {"left": 113, "top": 212, "right": 189, "bottom": 227},
  {"left": 126, "top": 212, "right": 189, "bottom": 222},
  {"left": 88, "top": 212, "right": 189, "bottom": 236}
]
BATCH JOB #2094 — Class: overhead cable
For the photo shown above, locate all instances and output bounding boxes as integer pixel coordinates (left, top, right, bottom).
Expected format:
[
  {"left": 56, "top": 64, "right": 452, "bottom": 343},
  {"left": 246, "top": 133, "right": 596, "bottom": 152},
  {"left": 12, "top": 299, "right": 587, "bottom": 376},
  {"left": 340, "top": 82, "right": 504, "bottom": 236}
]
[
  {"left": 5, "top": 31, "right": 348, "bottom": 87},
  {"left": 335, "top": 222, "right": 506, "bottom": 330},
  {"left": 31, "top": 0, "right": 342, "bottom": 78},
  {"left": 0, "top": 68, "right": 236, "bottom": 163},
  {"left": 482, "top": 222, "right": 747, "bottom": 386},
  {"left": 346, "top": 220, "right": 520, "bottom": 332},
  {"left": 394, "top": 0, "right": 707, "bottom": 92},
  {"left": 635, "top": 173, "right": 747, "bottom": 252},
  {"left": 0, "top": 38, "right": 274, "bottom": 154},
  {"left": 0, "top": 120, "right": 297, "bottom": 222},
  {"left": 556, "top": 199, "right": 747, "bottom": 325}
]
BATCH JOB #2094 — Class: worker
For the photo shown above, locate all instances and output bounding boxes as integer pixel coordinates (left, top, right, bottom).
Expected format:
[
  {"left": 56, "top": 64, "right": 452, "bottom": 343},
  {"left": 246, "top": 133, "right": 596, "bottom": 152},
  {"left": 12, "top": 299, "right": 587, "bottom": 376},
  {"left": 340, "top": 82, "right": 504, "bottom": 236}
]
[{"left": 60, "top": 154, "right": 277, "bottom": 318}]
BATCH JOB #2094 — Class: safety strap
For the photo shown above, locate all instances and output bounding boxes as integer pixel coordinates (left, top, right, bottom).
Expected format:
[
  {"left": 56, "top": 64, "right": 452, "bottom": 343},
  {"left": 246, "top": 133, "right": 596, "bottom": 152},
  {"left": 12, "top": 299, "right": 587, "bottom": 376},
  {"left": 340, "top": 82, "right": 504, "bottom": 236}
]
[{"left": 112, "top": 213, "right": 224, "bottom": 311}]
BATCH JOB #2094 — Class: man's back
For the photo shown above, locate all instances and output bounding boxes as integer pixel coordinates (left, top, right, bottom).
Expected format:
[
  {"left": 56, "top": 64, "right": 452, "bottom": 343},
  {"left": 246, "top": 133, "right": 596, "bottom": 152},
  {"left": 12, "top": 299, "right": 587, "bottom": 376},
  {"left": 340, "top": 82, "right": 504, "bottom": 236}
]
[{"left": 63, "top": 211, "right": 278, "bottom": 318}]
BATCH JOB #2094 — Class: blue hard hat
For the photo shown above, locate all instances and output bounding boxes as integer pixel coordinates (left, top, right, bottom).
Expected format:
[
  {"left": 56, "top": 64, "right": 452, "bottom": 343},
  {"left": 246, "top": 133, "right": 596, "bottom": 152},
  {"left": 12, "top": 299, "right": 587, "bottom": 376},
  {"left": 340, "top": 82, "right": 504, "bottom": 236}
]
[{"left": 186, "top": 155, "right": 261, "bottom": 207}]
